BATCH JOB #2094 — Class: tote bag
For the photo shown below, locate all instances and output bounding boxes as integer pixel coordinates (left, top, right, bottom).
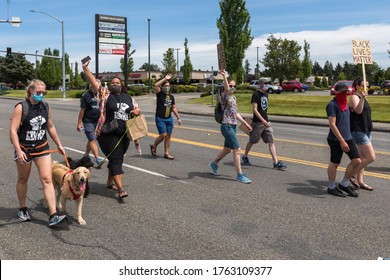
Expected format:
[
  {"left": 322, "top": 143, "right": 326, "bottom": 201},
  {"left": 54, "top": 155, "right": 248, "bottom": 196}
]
[{"left": 126, "top": 114, "right": 148, "bottom": 141}]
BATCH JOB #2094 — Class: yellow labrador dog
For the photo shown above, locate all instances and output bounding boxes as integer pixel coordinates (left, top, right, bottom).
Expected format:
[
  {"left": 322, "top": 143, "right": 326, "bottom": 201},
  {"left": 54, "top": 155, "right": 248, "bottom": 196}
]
[{"left": 52, "top": 162, "right": 90, "bottom": 225}]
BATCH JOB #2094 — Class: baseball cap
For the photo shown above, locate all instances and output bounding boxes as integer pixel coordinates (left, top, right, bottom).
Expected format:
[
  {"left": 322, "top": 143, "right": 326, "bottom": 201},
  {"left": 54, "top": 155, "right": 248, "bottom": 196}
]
[{"left": 335, "top": 82, "right": 348, "bottom": 93}]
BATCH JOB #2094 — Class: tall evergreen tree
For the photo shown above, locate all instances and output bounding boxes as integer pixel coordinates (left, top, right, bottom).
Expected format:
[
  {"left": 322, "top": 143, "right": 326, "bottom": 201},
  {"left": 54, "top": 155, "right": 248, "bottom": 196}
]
[
  {"left": 217, "top": 0, "right": 253, "bottom": 81},
  {"left": 261, "top": 34, "right": 301, "bottom": 83},
  {"left": 38, "top": 48, "right": 58, "bottom": 89},
  {"left": 312, "top": 61, "right": 323, "bottom": 76},
  {"left": 161, "top": 48, "right": 176, "bottom": 77},
  {"left": 244, "top": 59, "right": 251, "bottom": 79},
  {"left": 301, "top": 40, "right": 312, "bottom": 80},
  {"left": 323, "top": 60, "right": 334, "bottom": 83},
  {"left": 120, "top": 34, "right": 136, "bottom": 82},
  {"left": 73, "top": 62, "right": 84, "bottom": 89},
  {"left": 182, "top": 38, "right": 193, "bottom": 85}
]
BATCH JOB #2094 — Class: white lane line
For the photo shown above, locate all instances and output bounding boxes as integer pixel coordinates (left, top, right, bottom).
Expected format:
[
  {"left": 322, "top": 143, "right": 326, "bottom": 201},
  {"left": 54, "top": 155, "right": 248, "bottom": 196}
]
[{"left": 65, "top": 146, "right": 170, "bottom": 179}]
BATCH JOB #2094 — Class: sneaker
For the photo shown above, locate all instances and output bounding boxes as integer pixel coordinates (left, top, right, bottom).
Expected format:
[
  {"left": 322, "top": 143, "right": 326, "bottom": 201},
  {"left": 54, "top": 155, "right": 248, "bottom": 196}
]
[
  {"left": 242, "top": 156, "right": 251, "bottom": 166},
  {"left": 273, "top": 160, "right": 287, "bottom": 170},
  {"left": 95, "top": 158, "right": 104, "bottom": 168},
  {"left": 338, "top": 184, "right": 359, "bottom": 197},
  {"left": 49, "top": 213, "right": 67, "bottom": 227},
  {"left": 209, "top": 162, "right": 219, "bottom": 176},
  {"left": 237, "top": 173, "right": 251, "bottom": 184},
  {"left": 17, "top": 207, "right": 31, "bottom": 222},
  {"left": 327, "top": 187, "right": 347, "bottom": 197}
]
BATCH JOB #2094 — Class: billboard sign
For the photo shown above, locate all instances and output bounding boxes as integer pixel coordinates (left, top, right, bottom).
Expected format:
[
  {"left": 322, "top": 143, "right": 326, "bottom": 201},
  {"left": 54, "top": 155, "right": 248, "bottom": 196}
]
[{"left": 96, "top": 14, "right": 127, "bottom": 56}]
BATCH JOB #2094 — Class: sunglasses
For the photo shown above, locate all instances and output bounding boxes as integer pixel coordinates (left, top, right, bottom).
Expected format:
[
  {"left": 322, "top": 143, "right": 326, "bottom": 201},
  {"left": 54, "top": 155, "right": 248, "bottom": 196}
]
[
  {"left": 35, "top": 91, "right": 46, "bottom": 96},
  {"left": 229, "top": 85, "right": 236, "bottom": 88}
]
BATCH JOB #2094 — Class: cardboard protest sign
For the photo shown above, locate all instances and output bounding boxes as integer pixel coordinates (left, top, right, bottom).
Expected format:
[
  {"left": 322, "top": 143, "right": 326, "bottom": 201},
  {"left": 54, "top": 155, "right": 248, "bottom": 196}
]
[
  {"left": 217, "top": 42, "right": 227, "bottom": 71},
  {"left": 352, "top": 39, "right": 373, "bottom": 64}
]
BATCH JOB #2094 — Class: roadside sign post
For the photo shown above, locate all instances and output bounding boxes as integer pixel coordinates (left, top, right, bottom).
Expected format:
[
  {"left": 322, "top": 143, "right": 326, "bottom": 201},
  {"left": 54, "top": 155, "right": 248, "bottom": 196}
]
[{"left": 352, "top": 39, "right": 373, "bottom": 91}]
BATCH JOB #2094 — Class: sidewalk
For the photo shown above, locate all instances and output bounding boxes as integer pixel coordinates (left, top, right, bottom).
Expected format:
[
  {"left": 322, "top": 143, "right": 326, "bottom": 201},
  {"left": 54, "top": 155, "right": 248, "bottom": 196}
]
[{"left": 171, "top": 93, "right": 390, "bottom": 133}]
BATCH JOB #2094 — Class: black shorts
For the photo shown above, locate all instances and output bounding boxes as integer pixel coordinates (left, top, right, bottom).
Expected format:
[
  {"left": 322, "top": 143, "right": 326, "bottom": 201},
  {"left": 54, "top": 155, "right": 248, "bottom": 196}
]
[{"left": 327, "top": 138, "right": 360, "bottom": 164}]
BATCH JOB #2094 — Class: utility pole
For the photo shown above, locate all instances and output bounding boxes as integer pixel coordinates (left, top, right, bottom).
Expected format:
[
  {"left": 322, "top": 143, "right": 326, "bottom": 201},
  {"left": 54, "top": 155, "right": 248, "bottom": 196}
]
[
  {"left": 175, "top": 48, "right": 180, "bottom": 84},
  {"left": 146, "top": 18, "right": 152, "bottom": 94},
  {"left": 256, "top": 46, "right": 259, "bottom": 80}
]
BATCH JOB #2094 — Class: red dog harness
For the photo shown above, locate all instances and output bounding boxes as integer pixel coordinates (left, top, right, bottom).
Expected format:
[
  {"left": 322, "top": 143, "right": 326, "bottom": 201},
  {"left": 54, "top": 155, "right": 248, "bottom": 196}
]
[{"left": 62, "top": 170, "right": 82, "bottom": 200}]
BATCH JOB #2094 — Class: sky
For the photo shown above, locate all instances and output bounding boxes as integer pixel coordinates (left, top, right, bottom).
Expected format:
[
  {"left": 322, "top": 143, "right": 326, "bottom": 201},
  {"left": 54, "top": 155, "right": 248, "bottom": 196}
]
[{"left": 1, "top": 0, "right": 390, "bottom": 74}]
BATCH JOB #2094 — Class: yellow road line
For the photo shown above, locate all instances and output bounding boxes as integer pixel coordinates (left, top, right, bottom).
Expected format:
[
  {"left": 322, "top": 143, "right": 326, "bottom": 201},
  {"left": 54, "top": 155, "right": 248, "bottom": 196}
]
[
  {"left": 149, "top": 123, "right": 390, "bottom": 156},
  {"left": 147, "top": 132, "right": 390, "bottom": 180}
]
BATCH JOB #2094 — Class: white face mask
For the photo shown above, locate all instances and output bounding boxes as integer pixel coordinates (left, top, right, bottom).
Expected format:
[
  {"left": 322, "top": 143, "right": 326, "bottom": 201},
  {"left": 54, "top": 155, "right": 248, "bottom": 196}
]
[{"left": 162, "top": 86, "right": 170, "bottom": 93}]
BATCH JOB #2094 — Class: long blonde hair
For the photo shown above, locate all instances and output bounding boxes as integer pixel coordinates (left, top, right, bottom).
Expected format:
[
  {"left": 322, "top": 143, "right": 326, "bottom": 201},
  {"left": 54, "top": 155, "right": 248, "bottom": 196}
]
[{"left": 25, "top": 79, "right": 46, "bottom": 100}]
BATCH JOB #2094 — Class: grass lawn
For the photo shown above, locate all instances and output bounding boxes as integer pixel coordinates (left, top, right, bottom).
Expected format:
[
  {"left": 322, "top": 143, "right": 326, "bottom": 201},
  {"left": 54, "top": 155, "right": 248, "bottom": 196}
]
[{"left": 189, "top": 93, "right": 390, "bottom": 123}]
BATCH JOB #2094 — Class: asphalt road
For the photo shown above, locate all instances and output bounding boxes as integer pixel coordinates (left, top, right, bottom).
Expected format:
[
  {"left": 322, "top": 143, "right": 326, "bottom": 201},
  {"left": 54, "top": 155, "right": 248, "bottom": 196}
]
[{"left": 0, "top": 97, "right": 389, "bottom": 260}]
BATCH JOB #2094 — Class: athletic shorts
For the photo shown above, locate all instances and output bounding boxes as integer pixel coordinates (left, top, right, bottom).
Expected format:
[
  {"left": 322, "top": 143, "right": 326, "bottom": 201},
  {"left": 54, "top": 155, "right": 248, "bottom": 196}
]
[
  {"left": 249, "top": 122, "right": 274, "bottom": 144},
  {"left": 327, "top": 138, "right": 360, "bottom": 164},
  {"left": 14, "top": 142, "right": 51, "bottom": 164},
  {"left": 221, "top": 123, "right": 240, "bottom": 150},
  {"left": 351, "top": 131, "right": 371, "bottom": 146},
  {"left": 83, "top": 121, "right": 98, "bottom": 141},
  {"left": 155, "top": 116, "right": 174, "bottom": 135}
]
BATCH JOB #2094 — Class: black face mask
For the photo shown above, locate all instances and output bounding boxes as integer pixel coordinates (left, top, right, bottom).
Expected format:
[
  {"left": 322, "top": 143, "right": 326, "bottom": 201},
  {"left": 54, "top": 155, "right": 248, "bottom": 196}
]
[{"left": 110, "top": 84, "right": 121, "bottom": 94}]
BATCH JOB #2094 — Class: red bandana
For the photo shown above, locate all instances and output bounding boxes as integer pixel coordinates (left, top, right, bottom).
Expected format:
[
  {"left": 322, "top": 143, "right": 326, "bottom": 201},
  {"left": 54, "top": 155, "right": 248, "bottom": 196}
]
[{"left": 335, "top": 93, "right": 348, "bottom": 112}]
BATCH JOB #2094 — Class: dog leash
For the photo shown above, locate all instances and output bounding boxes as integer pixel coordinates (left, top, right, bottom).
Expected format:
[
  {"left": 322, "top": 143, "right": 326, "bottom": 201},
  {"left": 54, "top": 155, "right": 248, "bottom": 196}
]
[
  {"left": 96, "top": 115, "right": 138, "bottom": 169},
  {"left": 20, "top": 141, "right": 70, "bottom": 168}
]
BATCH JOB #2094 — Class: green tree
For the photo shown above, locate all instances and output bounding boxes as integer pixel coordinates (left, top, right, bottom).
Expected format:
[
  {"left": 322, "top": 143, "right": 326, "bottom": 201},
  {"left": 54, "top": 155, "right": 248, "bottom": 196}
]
[
  {"left": 120, "top": 34, "right": 136, "bottom": 82},
  {"left": 73, "top": 62, "right": 84, "bottom": 89},
  {"left": 53, "top": 49, "right": 62, "bottom": 89},
  {"left": 182, "top": 38, "right": 193, "bottom": 85},
  {"left": 217, "top": 0, "right": 253, "bottom": 80},
  {"left": 321, "top": 74, "right": 328, "bottom": 88},
  {"left": 139, "top": 62, "right": 160, "bottom": 71},
  {"left": 0, "top": 54, "right": 34, "bottom": 87},
  {"left": 312, "top": 61, "right": 323, "bottom": 76},
  {"left": 301, "top": 40, "right": 312, "bottom": 80},
  {"left": 161, "top": 48, "right": 176, "bottom": 77},
  {"left": 323, "top": 60, "right": 334, "bottom": 82},
  {"left": 244, "top": 59, "right": 251, "bottom": 80},
  {"left": 261, "top": 34, "right": 302, "bottom": 83},
  {"left": 38, "top": 48, "right": 58, "bottom": 89}
]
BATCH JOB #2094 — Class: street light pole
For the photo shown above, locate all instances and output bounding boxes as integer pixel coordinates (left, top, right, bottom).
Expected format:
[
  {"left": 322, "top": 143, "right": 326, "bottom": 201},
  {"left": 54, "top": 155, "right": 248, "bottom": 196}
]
[
  {"left": 256, "top": 46, "right": 259, "bottom": 80},
  {"left": 175, "top": 48, "right": 180, "bottom": 84},
  {"left": 35, "top": 50, "right": 39, "bottom": 79},
  {"left": 146, "top": 18, "right": 152, "bottom": 94},
  {"left": 30, "top": 10, "right": 65, "bottom": 99}
]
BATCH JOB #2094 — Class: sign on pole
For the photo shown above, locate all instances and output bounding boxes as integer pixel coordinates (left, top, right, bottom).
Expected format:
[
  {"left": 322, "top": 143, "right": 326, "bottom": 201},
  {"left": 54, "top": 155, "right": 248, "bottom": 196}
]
[
  {"left": 217, "top": 42, "right": 227, "bottom": 71},
  {"left": 352, "top": 39, "right": 372, "bottom": 91},
  {"left": 352, "top": 39, "right": 372, "bottom": 65}
]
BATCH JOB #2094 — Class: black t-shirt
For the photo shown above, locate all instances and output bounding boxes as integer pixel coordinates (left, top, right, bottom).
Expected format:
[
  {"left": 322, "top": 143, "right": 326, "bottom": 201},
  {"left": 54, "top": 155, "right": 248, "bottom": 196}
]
[
  {"left": 155, "top": 91, "right": 175, "bottom": 119},
  {"left": 18, "top": 100, "right": 49, "bottom": 148},
  {"left": 251, "top": 90, "right": 269, "bottom": 122},
  {"left": 80, "top": 90, "right": 100, "bottom": 122},
  {"left": 105, "top": 93, "right": 134, "bottom": 135}
]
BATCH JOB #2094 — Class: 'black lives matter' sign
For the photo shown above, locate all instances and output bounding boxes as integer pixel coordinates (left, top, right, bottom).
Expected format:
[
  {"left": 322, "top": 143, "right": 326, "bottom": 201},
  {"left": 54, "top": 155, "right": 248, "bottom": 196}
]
[{"left": 352, "top": 39, "right": 373, "bottom": 64}]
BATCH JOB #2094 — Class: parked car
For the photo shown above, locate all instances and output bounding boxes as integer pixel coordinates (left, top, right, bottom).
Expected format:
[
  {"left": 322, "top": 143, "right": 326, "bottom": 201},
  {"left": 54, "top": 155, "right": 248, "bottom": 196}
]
[
  {"left": 249, "top": 80, "right": 282, "bottom": 94},
  {"left": 281, "top": 80, "right": 306, "bottom": 93},
  {"left": 330, "top": 80, "right": 354, "bottom": 95},
  {"left": 380, "top": 80, "right": 390, "bottom": 90},
  {"left": 263, "top": 83, "right": 283, "bottom": 94},
  {"left": 0, "top": 84, "right": 13, "bottom": 90},
  {"left": 128, "top": 83, "right": 145, "bottom": 87}
]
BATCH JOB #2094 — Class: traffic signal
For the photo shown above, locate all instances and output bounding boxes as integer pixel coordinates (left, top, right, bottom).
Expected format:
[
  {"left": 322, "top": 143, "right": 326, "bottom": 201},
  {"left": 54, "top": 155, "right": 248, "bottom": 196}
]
[{"left": 6, "top": 47, "right": 12, "bottom": 57}]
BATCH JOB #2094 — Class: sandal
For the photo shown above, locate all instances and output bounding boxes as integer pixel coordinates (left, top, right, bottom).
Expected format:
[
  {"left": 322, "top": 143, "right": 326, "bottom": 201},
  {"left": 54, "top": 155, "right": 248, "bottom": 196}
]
[
  {"left": 150, "top": 144, "right": 157, "bottom": 157},
  {"left": 359, "top": 183, "right": 374, "bottom": 191},
  {"left": 164, "top": 154, "right": 174, "bottom": 160},
  {"left": 107, "top": 184, "right": 119, "bottom": 191},
  {"left": 116, "top": 190, "right": 128, "bottom": 199},
  {"left": 350, "top": 177, "right": 360, "bottom": 189}
]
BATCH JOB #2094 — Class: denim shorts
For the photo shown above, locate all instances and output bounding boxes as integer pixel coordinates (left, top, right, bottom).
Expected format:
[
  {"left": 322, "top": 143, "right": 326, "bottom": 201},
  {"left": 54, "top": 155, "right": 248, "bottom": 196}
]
[
  {"left": 351, "top": 131, "right": 371, "bottom": 145},
  {"left": 221, "top": 123, "right": 240, "bottom": 149},
  {"left": 155, "top": 116, "right": 174, "bottom": 135},
  {"left": 83, "top": 121, "right": 98, "bottom": 141}
]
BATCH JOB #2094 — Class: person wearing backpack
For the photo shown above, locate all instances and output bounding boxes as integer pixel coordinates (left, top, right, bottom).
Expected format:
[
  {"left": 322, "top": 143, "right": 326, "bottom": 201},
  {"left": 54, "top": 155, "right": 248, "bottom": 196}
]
[
  {"left": 9, "top": 79, "right": 67, "bottom": 226},
  {"left": 208, "top": 69, "right": 253, "bottom": 184}
]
